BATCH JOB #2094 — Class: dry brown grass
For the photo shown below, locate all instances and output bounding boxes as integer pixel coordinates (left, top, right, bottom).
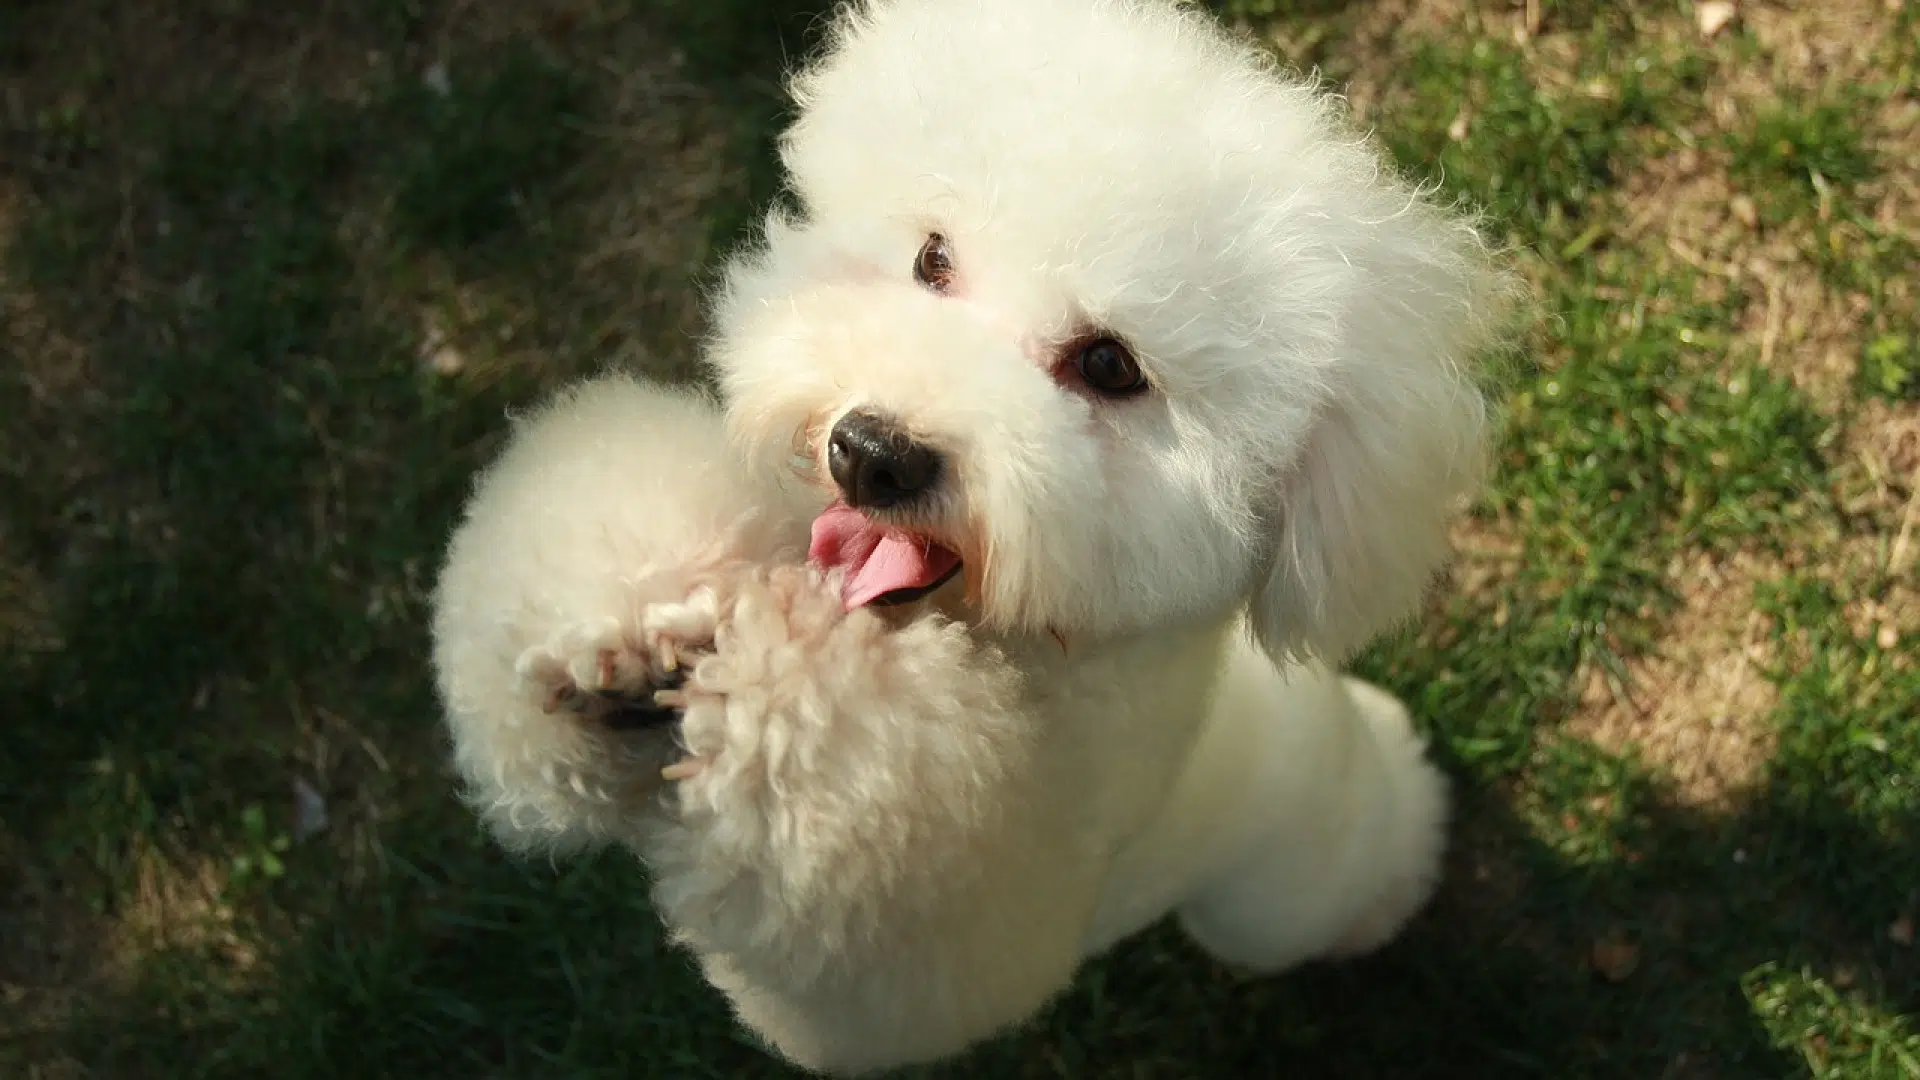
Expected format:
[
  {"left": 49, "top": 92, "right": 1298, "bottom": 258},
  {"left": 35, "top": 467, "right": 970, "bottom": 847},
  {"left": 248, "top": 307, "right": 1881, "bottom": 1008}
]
[
  {"left": 370, "top": 0, "right": 745, "bottom": 389},
  {"left": 1, "top": 832, "right": 253, "bottom": 1077},
  {"left": 1446, "top": 515, "right": 1527, "bottom": 598},
  {"left": 1611, "top": 142, "right": 1876, "bottom": 407},
  {"left": 1329, "top": 0, "right": 1919, "bottom": 808},
  {"left": 1, "top": 0, "right": 747, "bottom": 1056},
  {"left": 1565, "top": 550, "right": 1782, "bottom": 809},
  {"left": 1312, "top": 0, "right": 1477, "bottom": 126},
  {"left": 3, "top": 2, "right": 1914, "bottom": 1073},
  {"left": 1613, "top": 2, "right": 1911, "bottom": 405}
]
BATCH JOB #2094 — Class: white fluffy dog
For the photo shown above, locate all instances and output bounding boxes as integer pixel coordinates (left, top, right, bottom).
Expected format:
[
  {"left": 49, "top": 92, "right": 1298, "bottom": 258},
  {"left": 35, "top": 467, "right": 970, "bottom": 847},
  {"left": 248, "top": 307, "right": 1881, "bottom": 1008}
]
[{"left": 430, "top": 0, "right": 1507, "bottom": 1073}]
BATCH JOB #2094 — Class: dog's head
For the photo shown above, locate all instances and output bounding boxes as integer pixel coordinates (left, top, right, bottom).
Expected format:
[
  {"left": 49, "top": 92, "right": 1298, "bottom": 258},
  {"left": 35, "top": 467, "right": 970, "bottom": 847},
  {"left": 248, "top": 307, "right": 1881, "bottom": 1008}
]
[{"left": 709, "top": 0, "right": 1509, "bottom": 662}]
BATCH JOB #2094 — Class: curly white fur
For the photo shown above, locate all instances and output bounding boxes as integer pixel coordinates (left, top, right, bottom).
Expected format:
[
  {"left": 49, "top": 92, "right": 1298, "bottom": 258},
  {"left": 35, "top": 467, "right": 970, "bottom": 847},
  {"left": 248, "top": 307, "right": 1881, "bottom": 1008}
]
[{"left": 431, "top": 0, "right": 1510, "bottom": 1074}]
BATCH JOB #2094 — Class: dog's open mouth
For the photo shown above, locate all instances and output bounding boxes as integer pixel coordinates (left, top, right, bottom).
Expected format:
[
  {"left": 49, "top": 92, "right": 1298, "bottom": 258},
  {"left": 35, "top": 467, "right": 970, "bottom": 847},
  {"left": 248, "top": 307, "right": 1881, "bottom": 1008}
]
[{"left": 809, "top": 502, "right": 963, "bottom": 610}]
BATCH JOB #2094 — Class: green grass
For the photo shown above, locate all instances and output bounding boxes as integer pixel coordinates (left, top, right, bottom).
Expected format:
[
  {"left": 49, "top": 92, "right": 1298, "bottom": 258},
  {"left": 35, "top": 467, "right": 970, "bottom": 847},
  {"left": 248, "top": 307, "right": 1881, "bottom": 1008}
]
[
  {"left": 1858, "top": 333, "right": 1917, "bottom": 402},
  {"left": 1727, "top": 102, "right": 1879, "bottom": 225},
  {"left": 3, "top": 1, "right": 1916, "bottom": 1078}
]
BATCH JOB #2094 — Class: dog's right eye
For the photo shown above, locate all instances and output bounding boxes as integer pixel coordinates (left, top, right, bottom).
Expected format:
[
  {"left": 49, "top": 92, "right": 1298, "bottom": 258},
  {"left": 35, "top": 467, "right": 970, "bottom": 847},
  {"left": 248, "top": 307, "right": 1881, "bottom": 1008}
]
[
  {"left": 914, "top": 234, "right": 955, "bottom": 293},
  {"left": 1074, "top": 337, "right": 1148, "bottom": 397}
]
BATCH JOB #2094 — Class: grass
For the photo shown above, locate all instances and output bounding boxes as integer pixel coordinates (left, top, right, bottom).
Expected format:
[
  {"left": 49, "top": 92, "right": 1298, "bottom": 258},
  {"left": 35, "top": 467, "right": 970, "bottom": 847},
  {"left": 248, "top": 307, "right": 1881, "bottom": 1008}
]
[{"left": 2, "top": 0, "right": 1915, "bottom": 1077}]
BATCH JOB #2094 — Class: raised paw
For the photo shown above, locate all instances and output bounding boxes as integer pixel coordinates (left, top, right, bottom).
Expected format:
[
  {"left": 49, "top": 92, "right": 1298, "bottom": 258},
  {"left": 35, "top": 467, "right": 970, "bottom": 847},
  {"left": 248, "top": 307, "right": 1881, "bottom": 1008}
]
[
  {"left": 639, "top": 586, "right": 723, "bottom": 674},
  {"left": 513, "top": 615, "right": 705, "bottom": 734}
]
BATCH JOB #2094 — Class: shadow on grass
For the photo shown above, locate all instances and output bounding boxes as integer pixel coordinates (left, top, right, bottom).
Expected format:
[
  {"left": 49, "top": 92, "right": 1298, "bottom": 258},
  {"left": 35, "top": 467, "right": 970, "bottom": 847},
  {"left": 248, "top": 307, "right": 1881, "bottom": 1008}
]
[
  {"left": 2, "top": 34, "right": 591, "bottom": 872},
  {"left": 2, "top": 1, "right": 1913, "bottom": 1078},
  {"left": 42, "top": 757, "right": 1915, "bottom": 1078},
  {"left": 0, "top": 0, "right": 825, "bottom": 859},
  {"left": 0, "top": 2, "right": 828, "bottom": 1074}
]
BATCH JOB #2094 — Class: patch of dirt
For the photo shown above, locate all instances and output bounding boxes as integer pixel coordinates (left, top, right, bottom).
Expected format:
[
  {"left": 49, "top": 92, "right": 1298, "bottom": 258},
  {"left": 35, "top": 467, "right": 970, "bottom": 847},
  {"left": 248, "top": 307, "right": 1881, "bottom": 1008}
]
[
  {"left": 113, "top": 842, "right": 254, "bottom": 966},
  {"left": 1, "top": 832, "right": 254, "bottom": 1068},
  {"left": 1614, "top": 153, "right": 1874, "bottom": 411},
  {"left": 1565, "top": 550, "right": 1781, "bottom": 809},
  {"left": 1579, "top": 0, "right": 1918, "bottom": 709},
  {"left": 1628, "top": 147, "right": 1866, "bottom": 403},
  {"left": 1624, "top": 2, "right": 1913, "bottom": 397},
  {"left": 1638, "top": 186, "right": 1877, "bottom": 409},
  {"left": 1829, "top": 528, "right": 1919, "bottom": 667},
  {"left": 1416, "top": 515, "right": 1528, "bottom": 651},
  {"left": 1844, "top": 579, "right": 1916, "bottom": 664},
  {"left": 1732, "top": 2, "right": 1905, "bottom": 98},
  {"left": 1318, "top": 0, "right": 1916, "bottom": 411},
  {"left": 1318, "top": 0, "right": 1479, "bottom": 125},
  {"left": 1737, "top": 264, "right": 1874, "bottom": 407},
  {"left": 1445, "top": 514, "right": 1527, "bottom": 604},
  {"left": 1837, "top": 394, "right": 1920, "bottom": 528}
]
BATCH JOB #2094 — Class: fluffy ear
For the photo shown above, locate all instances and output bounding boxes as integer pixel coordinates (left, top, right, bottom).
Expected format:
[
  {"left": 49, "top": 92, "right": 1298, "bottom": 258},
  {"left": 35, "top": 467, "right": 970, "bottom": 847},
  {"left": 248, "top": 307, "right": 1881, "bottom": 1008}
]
[{"left": 1249, "top": 241, "right": 1508, "bottom": 664}]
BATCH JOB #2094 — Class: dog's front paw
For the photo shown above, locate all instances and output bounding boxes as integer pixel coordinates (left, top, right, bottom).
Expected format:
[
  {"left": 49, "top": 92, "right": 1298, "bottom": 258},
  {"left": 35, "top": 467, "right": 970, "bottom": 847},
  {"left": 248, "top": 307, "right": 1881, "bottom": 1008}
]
[
  {"left": 513, "top": 606, "right": 711, "bottom": 734},
  {"left": 639, "top": 564, "right": 1034, "bottom": 973}
]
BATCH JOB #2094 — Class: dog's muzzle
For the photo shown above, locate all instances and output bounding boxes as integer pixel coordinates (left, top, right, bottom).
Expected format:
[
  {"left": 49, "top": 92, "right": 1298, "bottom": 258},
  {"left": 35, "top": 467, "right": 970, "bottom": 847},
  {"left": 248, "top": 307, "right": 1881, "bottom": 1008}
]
[{"left": 827, "top": 409, "right": 944, "bottom": 510}]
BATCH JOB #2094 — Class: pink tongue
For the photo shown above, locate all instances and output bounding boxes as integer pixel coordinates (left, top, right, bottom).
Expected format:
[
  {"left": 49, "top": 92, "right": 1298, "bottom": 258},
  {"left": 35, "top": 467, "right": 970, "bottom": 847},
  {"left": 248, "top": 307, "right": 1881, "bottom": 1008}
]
[{"left": 809, "top": 503, "right": 961, "bottom": 610}]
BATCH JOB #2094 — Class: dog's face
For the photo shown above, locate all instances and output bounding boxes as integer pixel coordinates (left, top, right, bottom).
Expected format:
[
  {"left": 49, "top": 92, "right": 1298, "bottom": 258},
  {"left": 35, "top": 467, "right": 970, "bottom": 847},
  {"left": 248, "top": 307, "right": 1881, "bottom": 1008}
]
[{"left": 710, "top": 0, "right": 1505, "bottom": 660}]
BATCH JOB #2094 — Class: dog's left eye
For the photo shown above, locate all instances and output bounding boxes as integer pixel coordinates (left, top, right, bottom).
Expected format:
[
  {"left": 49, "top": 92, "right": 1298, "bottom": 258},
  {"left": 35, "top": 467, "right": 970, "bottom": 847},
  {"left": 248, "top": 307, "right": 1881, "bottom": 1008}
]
[
  {"left": 914, "top": 234, "right": 955, "bottom": 293},
  {"left": 1074, "top": 338, "right": 1148, "bottom": 397}
]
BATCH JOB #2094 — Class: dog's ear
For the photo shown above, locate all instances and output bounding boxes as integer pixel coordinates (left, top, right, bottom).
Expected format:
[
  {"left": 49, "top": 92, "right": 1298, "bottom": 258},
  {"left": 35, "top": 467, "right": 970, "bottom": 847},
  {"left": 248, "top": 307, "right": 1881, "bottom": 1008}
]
[{"left": 1249, "top": 261, "right": 1505, "bottom": 665}]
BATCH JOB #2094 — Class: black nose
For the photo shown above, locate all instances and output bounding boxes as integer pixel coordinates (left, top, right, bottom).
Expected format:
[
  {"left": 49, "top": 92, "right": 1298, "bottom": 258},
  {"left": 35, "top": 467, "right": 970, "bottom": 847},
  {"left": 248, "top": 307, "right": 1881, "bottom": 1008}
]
[{"left": 827, "top": 410, "right": 943, "bottom": 509}]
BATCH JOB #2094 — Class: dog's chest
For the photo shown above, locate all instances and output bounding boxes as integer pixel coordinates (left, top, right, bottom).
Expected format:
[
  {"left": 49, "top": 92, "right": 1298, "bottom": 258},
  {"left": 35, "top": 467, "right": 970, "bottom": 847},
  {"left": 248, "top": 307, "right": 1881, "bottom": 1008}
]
[{"left": 1003, "top": 625, "right": 1234, "bottom": 844}]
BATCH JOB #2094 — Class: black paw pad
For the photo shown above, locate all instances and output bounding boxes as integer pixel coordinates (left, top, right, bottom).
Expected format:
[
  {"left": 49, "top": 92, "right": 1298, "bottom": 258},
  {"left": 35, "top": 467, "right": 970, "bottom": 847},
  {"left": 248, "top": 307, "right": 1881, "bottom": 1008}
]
[{"left": 596, "top": 666, "right": 686, "bottom": 731}]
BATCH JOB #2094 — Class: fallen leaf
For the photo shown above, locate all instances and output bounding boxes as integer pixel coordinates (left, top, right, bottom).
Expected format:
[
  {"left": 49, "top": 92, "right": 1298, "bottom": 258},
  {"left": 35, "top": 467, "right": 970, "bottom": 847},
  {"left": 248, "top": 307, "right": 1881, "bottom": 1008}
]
[
  {"left": 1697, "top": 1, "right": 1738, "bottom": 39},
  {"left": 1591, "top": 935, "right": 1641, "bottom": 981},
  {"left": 428, "top": 344, "right": 466, "bottom": 376},
  {"left": 292, "top": 778, "right": 329, "bottom": 842},
  {"left": 418, "top": 314, "right": 466, "bottom": 376}
]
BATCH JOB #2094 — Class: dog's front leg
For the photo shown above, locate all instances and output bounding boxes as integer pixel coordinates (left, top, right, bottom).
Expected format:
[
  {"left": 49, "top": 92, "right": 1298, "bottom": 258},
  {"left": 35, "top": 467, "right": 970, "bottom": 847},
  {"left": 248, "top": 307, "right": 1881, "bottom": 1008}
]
[
  {"left": 432, "top": 373, "right": 807, "bottom": 856},
  {"left": 635, "top": 566, "right": 1102, "bottom": 1076}
]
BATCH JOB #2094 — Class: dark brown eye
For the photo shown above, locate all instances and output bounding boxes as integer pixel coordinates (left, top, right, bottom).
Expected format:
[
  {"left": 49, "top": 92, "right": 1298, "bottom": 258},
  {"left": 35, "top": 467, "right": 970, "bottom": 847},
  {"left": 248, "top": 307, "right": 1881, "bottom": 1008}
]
[
  {"left": 914, "top": 233, "right": 955, "bottom": 293},
  {"left": 1074, "top": 337, "right": 1147, "bottom": 396}
]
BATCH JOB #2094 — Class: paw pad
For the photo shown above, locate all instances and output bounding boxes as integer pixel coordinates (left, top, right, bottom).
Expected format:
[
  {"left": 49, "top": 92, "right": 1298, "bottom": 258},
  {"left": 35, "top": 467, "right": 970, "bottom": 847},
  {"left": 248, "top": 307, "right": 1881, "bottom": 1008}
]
[
  {"left": 511, "top": 594, "right": 726, "bottom": 764},
  {"left": 516, "top": 622, "right": 695, "bottom": 733}
]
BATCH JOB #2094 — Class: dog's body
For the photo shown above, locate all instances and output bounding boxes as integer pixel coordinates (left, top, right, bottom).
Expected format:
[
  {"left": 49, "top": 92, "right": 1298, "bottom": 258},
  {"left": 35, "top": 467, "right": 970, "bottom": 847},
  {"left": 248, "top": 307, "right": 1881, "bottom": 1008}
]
[{"left": 431, "top": 0, "right": 1507, "bottom": 1073}]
